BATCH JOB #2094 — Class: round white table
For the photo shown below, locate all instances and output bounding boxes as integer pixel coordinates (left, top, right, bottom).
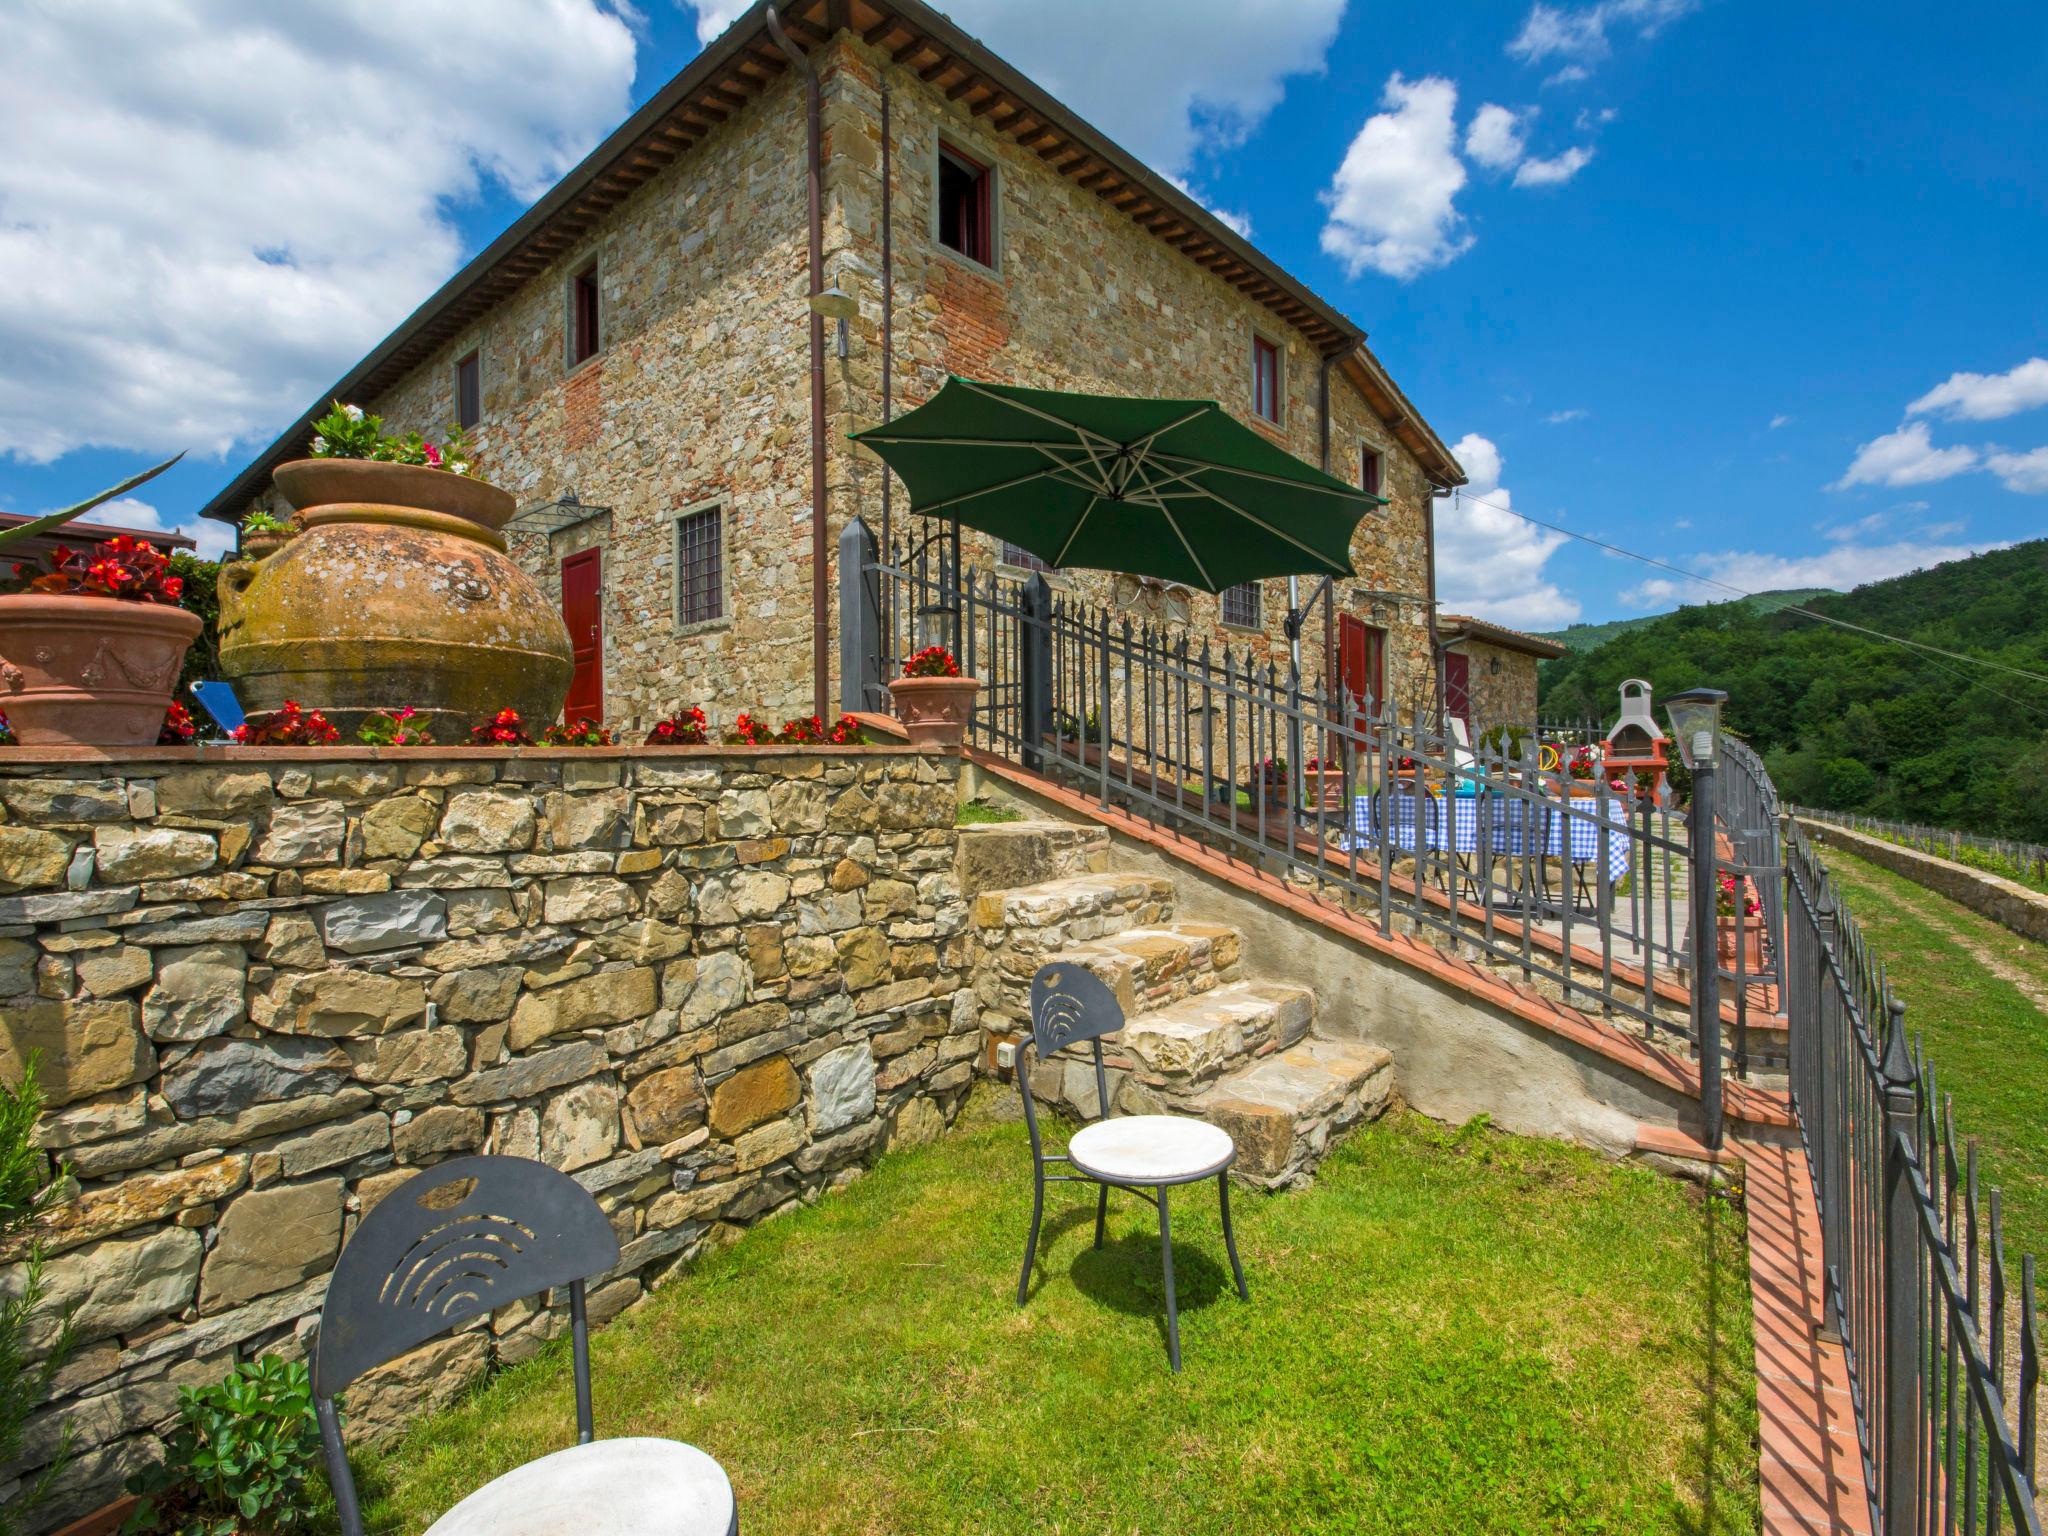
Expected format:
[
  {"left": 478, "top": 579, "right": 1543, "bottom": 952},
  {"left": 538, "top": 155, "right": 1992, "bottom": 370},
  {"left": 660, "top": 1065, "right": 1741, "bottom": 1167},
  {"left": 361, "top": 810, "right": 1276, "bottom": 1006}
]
[{"left": 424, "top": 1437, "right": 736, "bottom": 1536}]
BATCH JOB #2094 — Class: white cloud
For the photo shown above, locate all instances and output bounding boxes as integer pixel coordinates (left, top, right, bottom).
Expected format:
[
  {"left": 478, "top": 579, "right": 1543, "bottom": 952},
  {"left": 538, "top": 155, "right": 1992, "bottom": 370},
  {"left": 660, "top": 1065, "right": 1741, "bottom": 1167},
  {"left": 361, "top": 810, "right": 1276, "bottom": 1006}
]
[
  {"left": 1464, "top": 104, "right": 1530, "bottom": 171},
  {"left": 1512, "top": 145, "right": 1595, "bottom": 186},
  {"left": 686, "top": 0, "right": 752, "bottom": 43},
  {"left": 0, "top": 2, "right": 638, "bottom": 466},
  {"left": 1908, "top": 358, "right": 2048, "bottom": 423},
  {"left": 1621, "top": 537, "right": 2013, "bottom": 609},
  {"left": 1434, "top": 432, "right": 1580, "bottom": 629},
  {"left": 1164, "top": 174, "right": 1252, "bottom": 238},
  {"left": 1545, "top": 408, "right": 1588, "bottom": 423},
  {"left": 1319, "top": 75, "right": 1472, "bottom": 281},
  {"left": 1987, "top": 446, "right": 2048, "bottom": 494},
  {"left": 88, "top": 497, "right": 237, "bottom": 562},
  {"left": 1830, "top": 421, "right": 1979, "bottom": 490},
  {"left": 760, "top": 0, "right": 1345, "bottom": 179},
  {"left": 1508, "top": 0, "right": 1696, "bottom": 70},
  {"left": 1769, "top": 413, "right": 1792, "bottom": 430}
]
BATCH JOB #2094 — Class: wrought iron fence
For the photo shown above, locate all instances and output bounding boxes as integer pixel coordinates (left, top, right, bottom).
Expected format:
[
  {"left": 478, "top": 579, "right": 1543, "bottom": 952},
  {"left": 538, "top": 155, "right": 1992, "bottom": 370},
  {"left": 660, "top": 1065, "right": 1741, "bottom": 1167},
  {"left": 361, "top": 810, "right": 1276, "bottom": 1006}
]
[
  {"left": 1794, "top": 806, "right": 2048, "bottom": 893},
  {"left": 848, "top": 520, "right": 1785, "bottom": 1085},
  {"left": 1785, "top": 818, "right": 2041, "bottom": 1533}
]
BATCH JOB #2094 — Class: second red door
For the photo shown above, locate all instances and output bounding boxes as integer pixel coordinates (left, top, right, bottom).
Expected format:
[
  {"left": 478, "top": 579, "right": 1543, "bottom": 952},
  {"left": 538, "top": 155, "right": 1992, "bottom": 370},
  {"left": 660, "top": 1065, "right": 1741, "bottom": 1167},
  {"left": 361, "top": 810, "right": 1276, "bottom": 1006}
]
[{"left": 561, "top": 549, "right": 603, "bottom": 725}]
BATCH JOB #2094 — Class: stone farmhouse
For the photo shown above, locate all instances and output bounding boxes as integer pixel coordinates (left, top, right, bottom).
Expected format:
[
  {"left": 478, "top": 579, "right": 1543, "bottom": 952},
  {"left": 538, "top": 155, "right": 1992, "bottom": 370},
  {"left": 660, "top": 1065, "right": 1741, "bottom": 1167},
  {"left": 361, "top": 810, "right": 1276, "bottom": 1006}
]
[{"left": 203, "top": 0, "right": 1470, "bottom": 736}]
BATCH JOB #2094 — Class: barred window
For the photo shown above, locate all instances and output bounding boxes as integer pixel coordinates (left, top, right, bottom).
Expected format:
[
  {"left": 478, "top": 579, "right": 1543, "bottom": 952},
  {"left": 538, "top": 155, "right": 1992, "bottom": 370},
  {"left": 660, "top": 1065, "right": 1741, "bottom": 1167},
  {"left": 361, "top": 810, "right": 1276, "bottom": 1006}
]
[
  {"left": 1000, "top": 541, "right": 1047, "bottom": 571},
  {"left": 1220, "top": 582, "right": 1260, "bottom": 628},
  {"left": 674, "top": 506, "right": 723, "bottom": 627}
]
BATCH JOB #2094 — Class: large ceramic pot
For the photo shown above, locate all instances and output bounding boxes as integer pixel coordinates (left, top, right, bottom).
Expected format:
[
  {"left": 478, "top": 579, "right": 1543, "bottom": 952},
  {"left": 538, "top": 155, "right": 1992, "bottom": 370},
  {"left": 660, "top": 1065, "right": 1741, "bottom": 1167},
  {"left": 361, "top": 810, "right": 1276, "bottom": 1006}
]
[
  {"left": 218, "top": 460, "right": 572, "bottom": 736},
  {"left": 0, "top": 595, "right": 201, "bottom": 746},
  {"left": 887, "top": 675, "right": 980, "bottom": 751}
]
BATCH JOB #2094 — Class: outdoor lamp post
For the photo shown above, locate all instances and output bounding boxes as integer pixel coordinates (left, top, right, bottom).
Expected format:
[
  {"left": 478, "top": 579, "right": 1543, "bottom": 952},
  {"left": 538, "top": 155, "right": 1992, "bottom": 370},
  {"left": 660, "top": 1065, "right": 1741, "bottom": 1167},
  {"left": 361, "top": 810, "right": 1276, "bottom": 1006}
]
[{"left": 1665, "top": 687, "right": 1728, "bottom": 1147}]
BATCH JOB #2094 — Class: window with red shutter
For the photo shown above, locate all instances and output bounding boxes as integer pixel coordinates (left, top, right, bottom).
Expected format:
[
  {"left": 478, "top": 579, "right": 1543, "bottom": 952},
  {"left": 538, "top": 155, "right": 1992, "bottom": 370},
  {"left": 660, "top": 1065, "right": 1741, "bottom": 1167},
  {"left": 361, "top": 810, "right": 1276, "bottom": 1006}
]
[
  {"left": 455, "top": 351, "right": 481, "bottom": 430},
  {"left": 937, "top": 144, "right": 994, "bottom": 268},
  {"left": 1361, "top": 446, "right": 1382, "bottom": 497},
  {"left": 1252, "top": 336, "right": 1281, "bottom": 424},
  {"left": 570, "top": 262, "right": 601, "bottom": 367}
]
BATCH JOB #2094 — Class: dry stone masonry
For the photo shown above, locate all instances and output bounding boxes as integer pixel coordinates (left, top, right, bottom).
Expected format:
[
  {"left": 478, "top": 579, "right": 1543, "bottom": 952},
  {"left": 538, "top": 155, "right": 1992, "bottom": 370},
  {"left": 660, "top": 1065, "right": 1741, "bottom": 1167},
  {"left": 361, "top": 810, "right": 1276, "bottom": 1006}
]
[{"left": 0, "top": 746, "right": 973, "bottom": 1527}]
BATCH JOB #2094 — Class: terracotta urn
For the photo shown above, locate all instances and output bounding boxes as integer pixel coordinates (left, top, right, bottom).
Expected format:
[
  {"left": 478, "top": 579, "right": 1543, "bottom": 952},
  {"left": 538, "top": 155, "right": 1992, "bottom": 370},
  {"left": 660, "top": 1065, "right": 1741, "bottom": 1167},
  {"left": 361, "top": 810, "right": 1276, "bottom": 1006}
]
[
  {"left": 888, "top": 674, "right": 980, "bottom": 751},
  {"left": 218, "top": 460, "right": 573, "bottom": 736},
  {"left": 1716, "top": 910, "right": 1767, "bottom": 975},
  {"left": 0, "top": 594, "right": 201, "bottom": 746}
]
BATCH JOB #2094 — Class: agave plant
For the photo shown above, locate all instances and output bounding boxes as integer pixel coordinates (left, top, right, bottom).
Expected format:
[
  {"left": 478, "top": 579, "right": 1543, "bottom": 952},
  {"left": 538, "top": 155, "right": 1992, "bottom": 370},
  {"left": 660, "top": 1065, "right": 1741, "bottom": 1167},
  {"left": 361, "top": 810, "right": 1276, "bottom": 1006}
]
[{"left": 0, "top": 453, "right": 183, "bottom": 555}]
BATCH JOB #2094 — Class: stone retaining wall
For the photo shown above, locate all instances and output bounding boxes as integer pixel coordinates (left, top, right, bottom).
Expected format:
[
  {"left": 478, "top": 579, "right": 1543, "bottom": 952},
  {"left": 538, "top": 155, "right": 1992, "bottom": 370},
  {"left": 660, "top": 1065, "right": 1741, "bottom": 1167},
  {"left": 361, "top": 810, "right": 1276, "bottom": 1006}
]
[
  {"left": 1798, "top": 818, "right": 2048, "bottom": 946},
  {"left": 0, "top": 746, "right": 970, "bottom": 1529}
]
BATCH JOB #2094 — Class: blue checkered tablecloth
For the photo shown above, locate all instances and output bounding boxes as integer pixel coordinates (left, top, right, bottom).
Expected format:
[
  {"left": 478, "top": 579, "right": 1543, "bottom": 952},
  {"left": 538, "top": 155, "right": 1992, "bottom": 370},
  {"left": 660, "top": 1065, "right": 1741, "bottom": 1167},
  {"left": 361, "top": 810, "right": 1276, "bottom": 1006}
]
[{"left": 1350, "top": 789, "right": 1632, "bottom": 883}]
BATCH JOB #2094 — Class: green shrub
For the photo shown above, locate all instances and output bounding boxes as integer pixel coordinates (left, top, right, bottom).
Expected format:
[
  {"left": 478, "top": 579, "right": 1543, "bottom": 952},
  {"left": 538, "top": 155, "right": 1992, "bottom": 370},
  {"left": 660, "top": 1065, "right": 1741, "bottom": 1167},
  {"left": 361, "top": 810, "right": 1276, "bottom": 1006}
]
[
  {"left": 0, "top": 1056, "right": 76, "bottom": 1536},
  {"left": 124, "top": 1356, "right": 327, "bottom": 1536}
]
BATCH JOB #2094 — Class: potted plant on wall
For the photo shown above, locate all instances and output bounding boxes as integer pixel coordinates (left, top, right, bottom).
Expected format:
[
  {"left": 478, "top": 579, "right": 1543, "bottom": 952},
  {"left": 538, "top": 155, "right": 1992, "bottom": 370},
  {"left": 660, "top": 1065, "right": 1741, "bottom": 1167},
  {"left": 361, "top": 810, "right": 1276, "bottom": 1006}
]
[
  {"left": 216, "top": 402, "right": 572, "bottom": 738},
  {"left": 0, "top": 456, "right": 202, "bottom": 747},
  {"left": 1715, "top": 871, "right": 1767, "bottom": 975},
  {"left": 888, "top": 645, "right": 979, "bottom": 751}
]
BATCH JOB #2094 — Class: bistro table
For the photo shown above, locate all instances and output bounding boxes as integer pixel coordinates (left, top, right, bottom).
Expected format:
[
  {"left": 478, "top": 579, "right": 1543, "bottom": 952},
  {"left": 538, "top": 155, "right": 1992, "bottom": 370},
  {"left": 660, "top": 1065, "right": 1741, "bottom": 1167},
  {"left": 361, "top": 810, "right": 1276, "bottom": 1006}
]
[{"left": 1346, "top": 783, "right": 1632, "bottom": 910}]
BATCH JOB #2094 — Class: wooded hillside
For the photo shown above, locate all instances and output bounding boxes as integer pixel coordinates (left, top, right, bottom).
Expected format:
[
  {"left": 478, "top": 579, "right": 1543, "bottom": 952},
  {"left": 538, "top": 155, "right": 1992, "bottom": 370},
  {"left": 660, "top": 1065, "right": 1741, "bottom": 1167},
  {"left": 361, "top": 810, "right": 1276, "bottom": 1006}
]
[{"left": 1538, "top": 541, "right": 2048, "bottom": 838}]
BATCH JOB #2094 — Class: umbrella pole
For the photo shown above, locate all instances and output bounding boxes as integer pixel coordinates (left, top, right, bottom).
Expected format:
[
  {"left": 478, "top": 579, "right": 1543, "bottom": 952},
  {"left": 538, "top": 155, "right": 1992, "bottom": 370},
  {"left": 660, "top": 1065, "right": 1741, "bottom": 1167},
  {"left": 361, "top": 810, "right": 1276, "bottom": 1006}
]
[{"left": 949, "top": 514, "right": 964, "bottom": 657}]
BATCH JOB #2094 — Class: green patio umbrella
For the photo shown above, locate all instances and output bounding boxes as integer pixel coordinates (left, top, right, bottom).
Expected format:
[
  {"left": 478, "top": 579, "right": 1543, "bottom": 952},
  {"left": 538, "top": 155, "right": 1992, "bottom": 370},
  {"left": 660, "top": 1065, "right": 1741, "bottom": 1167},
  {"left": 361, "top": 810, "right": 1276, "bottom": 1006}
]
[{"left": 850, "top": 377, "right": 1384, "bottom": 593}]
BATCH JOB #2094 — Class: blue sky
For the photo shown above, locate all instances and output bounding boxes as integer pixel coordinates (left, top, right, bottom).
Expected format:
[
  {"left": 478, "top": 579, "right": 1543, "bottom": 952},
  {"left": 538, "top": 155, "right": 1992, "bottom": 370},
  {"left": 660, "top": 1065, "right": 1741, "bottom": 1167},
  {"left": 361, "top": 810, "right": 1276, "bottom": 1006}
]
[{"left": 3, "top": 0, "right": 2043, "bottom": 628}]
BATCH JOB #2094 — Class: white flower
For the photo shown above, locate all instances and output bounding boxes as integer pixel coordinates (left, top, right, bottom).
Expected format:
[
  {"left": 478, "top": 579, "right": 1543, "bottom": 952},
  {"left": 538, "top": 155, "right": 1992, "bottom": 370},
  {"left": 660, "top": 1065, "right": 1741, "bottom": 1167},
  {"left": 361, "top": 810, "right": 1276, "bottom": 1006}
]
[
  {"left": 311, "top": 435, "right": 327, "bottom": 454},
  {"left": 450, "top": 461, "right": 469, "bottom": 476},
  {"left": 342, "top": 404, "right": 364, "bottom": 422}
]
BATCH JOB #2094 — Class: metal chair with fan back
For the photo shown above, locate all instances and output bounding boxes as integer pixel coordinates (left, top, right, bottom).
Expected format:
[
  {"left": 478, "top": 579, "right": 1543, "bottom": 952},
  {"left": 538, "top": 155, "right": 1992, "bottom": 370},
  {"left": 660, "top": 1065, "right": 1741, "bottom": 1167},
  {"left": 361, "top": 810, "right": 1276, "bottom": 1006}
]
[
  {"left": 1002, "top": 963, "right": 1250, "bottom": 1371},
  {"left": 311, "top": 1154, "right": 736, "bottom": 1536}
]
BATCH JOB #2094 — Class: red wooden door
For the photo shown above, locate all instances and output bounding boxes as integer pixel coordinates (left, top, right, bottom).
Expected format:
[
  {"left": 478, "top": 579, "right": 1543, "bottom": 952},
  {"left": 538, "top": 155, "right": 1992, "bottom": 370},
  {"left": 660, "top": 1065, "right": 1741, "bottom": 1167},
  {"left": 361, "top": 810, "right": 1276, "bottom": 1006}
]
[
  {"left": 561, "top": 549, "right": 603, "bottom": 725},
  {"left": 1444, "top": 651, "right": 1472, "bottom": 730},
  {"left": 1337, "top": 615, "right": 1385, "bottom": 727}
]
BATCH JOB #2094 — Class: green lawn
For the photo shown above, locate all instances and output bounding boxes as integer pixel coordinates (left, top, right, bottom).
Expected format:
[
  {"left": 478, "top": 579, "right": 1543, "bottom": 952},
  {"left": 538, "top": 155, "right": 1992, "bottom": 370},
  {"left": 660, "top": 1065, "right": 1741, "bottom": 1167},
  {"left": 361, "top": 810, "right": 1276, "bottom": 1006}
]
[
  {"left": 349, "top": 1109, "right": 1756, "bottom": 1535},
  {"left": 1818, "top": 849, "right": 2048, "bottom": 1263},
  {"left": 955, "top": 799, "right": 1023, "bottom": 826}
]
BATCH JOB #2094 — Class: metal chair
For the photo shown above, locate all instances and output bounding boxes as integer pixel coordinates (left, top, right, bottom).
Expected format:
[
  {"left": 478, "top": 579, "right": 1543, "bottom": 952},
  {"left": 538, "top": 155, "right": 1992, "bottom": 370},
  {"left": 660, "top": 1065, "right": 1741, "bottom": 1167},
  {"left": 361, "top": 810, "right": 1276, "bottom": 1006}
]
[
  {"left": 1004, "top": 964, "right": 1249, "bottom": 1371},
  {"left": 312, "top": 1155, "right": 736, "bottom": 1536}
]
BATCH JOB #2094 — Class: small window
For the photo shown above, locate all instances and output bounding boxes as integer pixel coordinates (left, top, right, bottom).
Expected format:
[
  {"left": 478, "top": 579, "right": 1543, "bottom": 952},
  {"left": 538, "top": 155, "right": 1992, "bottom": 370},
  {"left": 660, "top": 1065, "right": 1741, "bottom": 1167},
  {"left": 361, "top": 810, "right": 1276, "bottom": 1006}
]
[
  {"left": 1251, "top": 335, "right": 1282, "bottom": 424},
  {"left": 455, "top": 351, "right": 481, "bottom": 430},
  {"left": 1360, "top": 445, "right": 1382, "bottom": 497},
  {"left": 570, "top": 262, "right": 601, "bottom": 367},
  {"left": 674, "top": 506, "right": 724, "bottom": 627},
  {"left": 1220, "top": 582, "right": 1261, "bottom": 629},
  {"left": 937, "top": 143, "right": 993, "bottom": 268},
  {"left": 1000, "top": 541, "right": 1047, "bottom": 572}
]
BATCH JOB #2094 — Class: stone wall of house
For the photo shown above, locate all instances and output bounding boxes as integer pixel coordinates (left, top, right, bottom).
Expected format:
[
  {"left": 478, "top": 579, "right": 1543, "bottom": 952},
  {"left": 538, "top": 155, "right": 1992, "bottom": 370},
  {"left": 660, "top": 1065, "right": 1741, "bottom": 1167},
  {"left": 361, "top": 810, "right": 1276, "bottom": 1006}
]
[
  {"left": 240, "top": 30, "right": 1449, "bottom": 739},
  {"left": 0, "top": 746, "right": 970, "bottom": 1529},
  {"left": 1449, "top": 639, "right": 1543, "bottom": 735},
  {"left": 824, "top": 34, "right": 1443, "bottom": 717}
]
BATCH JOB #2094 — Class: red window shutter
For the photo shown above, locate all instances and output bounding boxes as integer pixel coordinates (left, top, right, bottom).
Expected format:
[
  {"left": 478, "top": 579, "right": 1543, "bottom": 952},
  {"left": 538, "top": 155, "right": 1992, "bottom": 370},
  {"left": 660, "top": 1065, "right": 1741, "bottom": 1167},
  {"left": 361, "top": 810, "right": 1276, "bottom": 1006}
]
[{"left": 1361, "top": 448, "right": 1381, "bottom": 497}]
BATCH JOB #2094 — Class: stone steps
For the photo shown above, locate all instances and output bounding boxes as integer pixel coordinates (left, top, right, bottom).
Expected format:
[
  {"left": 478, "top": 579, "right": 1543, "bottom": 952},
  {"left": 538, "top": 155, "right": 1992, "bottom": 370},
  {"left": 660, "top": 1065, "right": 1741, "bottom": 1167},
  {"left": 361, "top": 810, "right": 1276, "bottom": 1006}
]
[
  {"left": 1118, "top": 979, "right": 1316, "bottom": 1094},
  {"left": 971, "top": 870, "right": 1176, "bottom": 941},
  {"left": 964, "top": 835, "right": 1394, "bottom": 1192},
  {"left": 1034, "top": 921, "right": 1239, "bottom": 1018},
  {"left": 955, "top": 819, "right": 1109, "bottom": 897},
  {"left": 1193, "top": 1037, "right": 1396, "bottom": 1191}
]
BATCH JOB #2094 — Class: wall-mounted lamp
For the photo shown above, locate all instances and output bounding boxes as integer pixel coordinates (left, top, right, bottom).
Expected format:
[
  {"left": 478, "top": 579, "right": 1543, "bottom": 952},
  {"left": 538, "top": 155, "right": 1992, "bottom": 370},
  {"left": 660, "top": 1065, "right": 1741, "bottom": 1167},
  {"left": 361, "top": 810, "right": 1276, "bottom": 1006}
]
[
  {"left": 809, "top": 285, "right": 857, "bottom": 360},
  {"left": 1488, "top": 655, "right": 1501, "bottom": 676}
]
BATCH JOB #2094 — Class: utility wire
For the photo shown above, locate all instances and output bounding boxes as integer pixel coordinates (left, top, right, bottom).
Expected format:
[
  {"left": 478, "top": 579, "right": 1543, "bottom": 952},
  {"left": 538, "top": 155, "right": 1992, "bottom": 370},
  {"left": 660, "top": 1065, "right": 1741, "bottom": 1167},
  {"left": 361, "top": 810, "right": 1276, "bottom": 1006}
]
[{"left": 1450, "top": 487, "right": 2048, "bottom": 702}]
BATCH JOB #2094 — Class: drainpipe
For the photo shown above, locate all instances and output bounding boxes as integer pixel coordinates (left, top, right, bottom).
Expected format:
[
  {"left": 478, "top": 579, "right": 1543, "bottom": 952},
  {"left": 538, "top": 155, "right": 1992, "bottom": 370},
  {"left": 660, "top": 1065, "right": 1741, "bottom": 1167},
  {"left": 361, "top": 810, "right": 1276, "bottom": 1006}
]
[
  {"left": 880, "top": 75, "right": 893, "bottom": 656},
  {"left": 1428, "top": 485, "right": 1448, "bottom": 725},
  {"left": 768, "top": 5, "right": 830, "bottom": 719}
]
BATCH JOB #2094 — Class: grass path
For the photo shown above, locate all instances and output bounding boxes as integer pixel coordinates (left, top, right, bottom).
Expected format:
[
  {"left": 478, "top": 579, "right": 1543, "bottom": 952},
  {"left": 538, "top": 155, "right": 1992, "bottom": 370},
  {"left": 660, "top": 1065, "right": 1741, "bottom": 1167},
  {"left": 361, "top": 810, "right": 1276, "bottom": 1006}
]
[
  {"left": 350, "top": 1109, "right": 1754, "bottom": 1535},
  {"left": 1818, "top": 848, "right": 2048, "bottom": 1263}
]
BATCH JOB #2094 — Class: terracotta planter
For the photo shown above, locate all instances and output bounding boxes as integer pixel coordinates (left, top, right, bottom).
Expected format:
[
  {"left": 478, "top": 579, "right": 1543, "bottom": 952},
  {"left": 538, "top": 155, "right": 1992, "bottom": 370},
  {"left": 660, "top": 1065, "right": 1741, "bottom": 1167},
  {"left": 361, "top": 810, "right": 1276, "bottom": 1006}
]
[
  {"left": 239, "top": 530, "right": 289, "bottom": 562},
  {"left": 1717, "top": 912, "right": 1767, "bottom": 974},
  {"left": 887, "top": 674, "right": 979, "bottom": 751},
  {"left": 1302, "top": 767, "right": 1349, "bottom": 812},
  {"left": 218, "top": 459, "right": 571, "bottom": 737},
  {"left": 0, "top": 594, "right": 201, "bottom": 746}
]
